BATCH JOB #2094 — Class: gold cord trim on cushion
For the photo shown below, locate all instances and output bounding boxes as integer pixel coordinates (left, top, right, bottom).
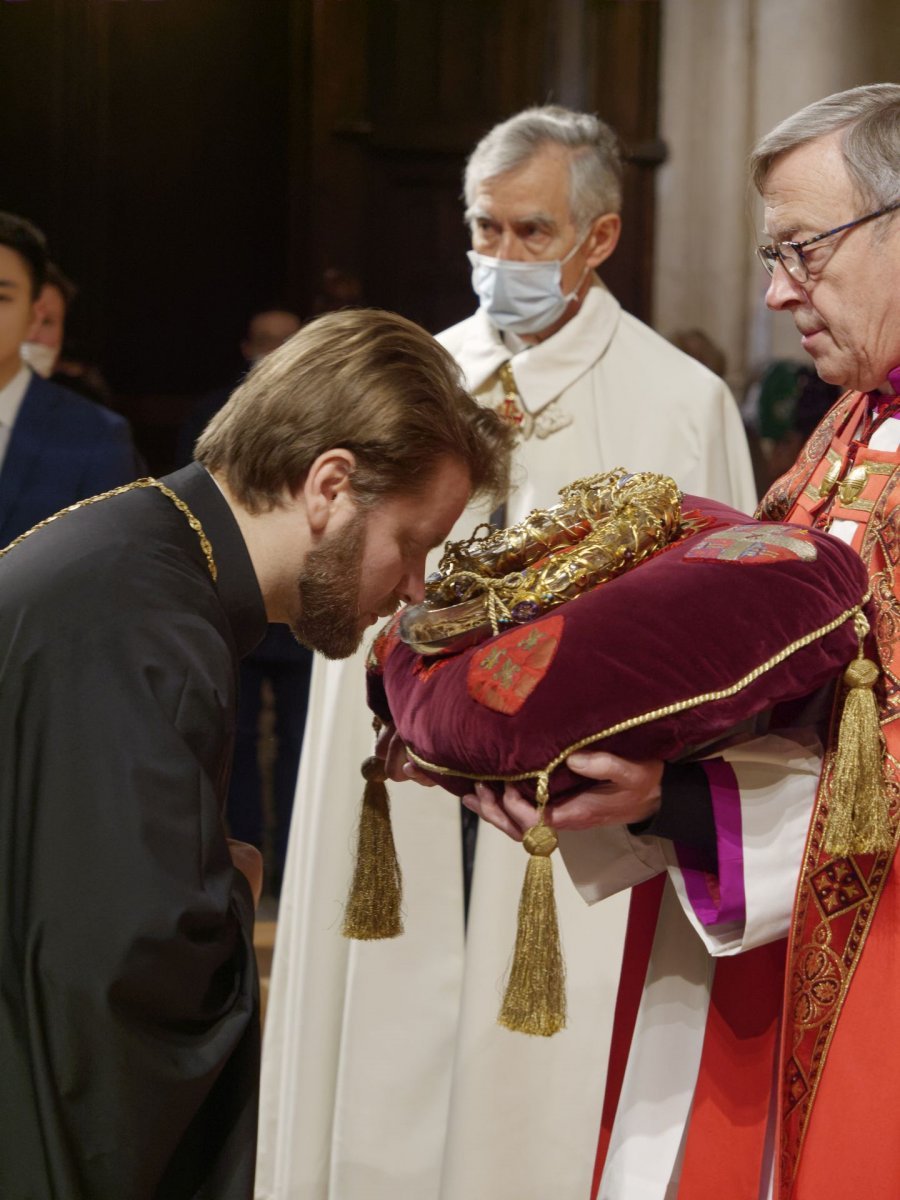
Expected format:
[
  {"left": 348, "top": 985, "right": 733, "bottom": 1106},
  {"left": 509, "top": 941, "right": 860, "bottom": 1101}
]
[
  {"left": 0, "top": 477, "right": 218, "bottom": 581},
  {"left": 402, "top": 592, "right": 873, "bottom": 1036},
  {"left": 404, "top": 595, "right": 872, "bottom": 787}
]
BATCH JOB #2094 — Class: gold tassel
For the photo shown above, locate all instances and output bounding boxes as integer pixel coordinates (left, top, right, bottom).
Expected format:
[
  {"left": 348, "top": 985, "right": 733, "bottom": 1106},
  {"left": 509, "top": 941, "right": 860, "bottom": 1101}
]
[
  {"left": 342, "top": 755, "right": 404, "bottom": 939},
  {"left": 824, "top": 612, "right": 891, "bottom": 856},
  {"left": 498, "top": 774, "right": 566, "bottom": 1037}
]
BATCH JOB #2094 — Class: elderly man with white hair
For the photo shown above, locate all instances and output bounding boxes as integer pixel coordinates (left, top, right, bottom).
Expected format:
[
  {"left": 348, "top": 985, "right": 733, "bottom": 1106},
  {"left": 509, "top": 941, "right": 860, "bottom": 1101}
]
[
  {"left": 258, "top": 106, "right": 755, "bottom": 1200},
  {"left": 464, "top": 84, "right": 900, "bottom": 1200}
]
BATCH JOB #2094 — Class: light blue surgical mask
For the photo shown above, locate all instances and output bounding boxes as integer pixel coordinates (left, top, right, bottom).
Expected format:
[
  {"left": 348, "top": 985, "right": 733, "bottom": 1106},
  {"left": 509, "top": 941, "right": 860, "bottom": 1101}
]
[{"left": 467, "top": 235, "right": 590, "bottom": 335}]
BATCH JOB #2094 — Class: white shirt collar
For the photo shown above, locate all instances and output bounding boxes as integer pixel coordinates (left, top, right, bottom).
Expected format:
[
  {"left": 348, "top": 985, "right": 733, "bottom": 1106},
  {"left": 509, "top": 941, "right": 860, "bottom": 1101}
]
[{"left": 0, "top": 362, "right": 32, "bottom": 432}]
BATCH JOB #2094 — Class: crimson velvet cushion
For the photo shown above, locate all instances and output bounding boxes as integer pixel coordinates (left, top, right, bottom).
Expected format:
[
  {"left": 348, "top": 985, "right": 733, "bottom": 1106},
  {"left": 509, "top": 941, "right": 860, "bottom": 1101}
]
[{"left": 367, "top": 496, "right": 870, "bottom": 803}]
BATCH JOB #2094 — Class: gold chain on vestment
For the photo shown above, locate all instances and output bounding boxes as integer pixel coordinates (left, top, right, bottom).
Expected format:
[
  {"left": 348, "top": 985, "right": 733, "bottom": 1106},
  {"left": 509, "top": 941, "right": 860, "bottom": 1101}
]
[{"left": 0, "top": 477, "right": 217, "bottom": 581}]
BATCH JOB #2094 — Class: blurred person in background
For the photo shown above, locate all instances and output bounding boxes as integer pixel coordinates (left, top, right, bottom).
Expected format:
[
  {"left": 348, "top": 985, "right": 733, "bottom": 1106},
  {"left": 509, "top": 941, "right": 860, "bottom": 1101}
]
[
  {"left": 312, "top": 265, "right": 364, "bottom": 315},
  {"left": 669, "top": 327, "right": 768, "bottom": 497},
  {"left": 177, "top": 308, "right": 303, "bottom": 465},
  {"left": 22, "top": 261, "right": 117, "bottom": 408},
  {"left": 668, "top": 326, "right": 728, "bottom": 379},
  {"left": 746, "top": 359, "right": 842, "bottom": 492},
  {"left": 0, "top": 212, "right": 141, "bottom": 546}
]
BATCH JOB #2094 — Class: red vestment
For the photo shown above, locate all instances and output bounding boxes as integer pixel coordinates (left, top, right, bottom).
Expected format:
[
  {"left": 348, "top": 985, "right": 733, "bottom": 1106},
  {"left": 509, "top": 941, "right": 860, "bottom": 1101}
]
[{"left": 593, "top": 386, "right": 900, "bottom": 1199}]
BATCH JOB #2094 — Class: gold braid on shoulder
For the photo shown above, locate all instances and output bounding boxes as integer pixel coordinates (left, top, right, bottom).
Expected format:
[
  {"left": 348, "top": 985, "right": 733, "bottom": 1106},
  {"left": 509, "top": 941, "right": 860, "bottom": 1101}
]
[{"left": 0, "top": 478, "right": 217, "bottom": 581}]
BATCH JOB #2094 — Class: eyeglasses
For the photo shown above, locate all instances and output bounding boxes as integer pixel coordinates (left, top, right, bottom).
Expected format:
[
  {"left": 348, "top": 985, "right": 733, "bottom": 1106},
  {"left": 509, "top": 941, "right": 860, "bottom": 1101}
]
[{"left": 756, "top": 198, "right": 900, "bottom": 283}]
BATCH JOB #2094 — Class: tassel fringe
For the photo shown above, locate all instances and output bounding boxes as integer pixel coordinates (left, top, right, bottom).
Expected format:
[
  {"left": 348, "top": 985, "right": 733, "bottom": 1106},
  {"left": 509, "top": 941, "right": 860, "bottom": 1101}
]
[
  {"left": 342, "top": 756, "right": 404, "bottom": 939},
  {"left": 824, "top": 612, "right": 891, "bottom": 856},
  {"left": 498, "top": 776, "right": 567, "bottom": 1037}
]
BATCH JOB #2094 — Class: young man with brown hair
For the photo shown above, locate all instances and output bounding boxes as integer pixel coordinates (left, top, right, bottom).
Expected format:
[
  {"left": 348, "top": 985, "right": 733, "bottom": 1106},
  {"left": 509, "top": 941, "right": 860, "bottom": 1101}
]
[{"left": 0, "top": 307, "right": 511, "bottom": 1200}]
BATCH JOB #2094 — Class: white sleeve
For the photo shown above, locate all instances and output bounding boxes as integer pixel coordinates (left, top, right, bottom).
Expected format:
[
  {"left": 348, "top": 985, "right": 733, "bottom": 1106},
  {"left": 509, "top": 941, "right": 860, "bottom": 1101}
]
[
  {"left": 557, "top": 729, "right": 822, "bottom": 959},
  {"left": 557, "top": 823, "right": 669, "bottom": 903},
  {"left": 667, "top": 729, "right": 823, "bottom": 955}
]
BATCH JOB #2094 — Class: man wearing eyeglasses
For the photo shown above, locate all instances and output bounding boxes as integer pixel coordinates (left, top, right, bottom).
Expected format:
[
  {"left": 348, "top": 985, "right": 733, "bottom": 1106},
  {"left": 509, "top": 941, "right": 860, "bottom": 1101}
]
[
  {"left": 746, "top": 87, "right": 900, "bottom": 1195},
  {"left": 756, "top": 170, "right": 900, "bottom": 402},
  {"left": 460, "top": 84, "right": 900, "bottom": 1198}
]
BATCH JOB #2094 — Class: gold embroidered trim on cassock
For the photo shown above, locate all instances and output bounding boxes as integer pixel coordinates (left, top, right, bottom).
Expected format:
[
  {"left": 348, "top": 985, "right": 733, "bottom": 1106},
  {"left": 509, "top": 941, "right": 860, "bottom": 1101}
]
[
  {"left": 777, "top": 448, "right": 900, "bottom": 1191},
  {"left": 759, "top": 390, "right": 858, "bottom": 522},
  {"left": 781, "top": 758, "right": 900, "bottom": 1184}
]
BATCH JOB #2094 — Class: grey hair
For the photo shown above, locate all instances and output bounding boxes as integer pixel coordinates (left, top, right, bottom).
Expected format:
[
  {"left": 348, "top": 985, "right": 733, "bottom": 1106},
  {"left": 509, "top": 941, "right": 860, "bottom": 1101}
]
[
  {"left": 750, "top": 83, "right": 900, "bottom": 207},
  {"left": 464, "top": 105, "right": 623, "bottom": 227}
]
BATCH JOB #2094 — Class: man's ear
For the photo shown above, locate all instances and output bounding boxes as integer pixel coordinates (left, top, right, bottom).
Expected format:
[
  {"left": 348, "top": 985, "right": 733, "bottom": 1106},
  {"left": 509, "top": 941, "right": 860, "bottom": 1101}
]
[
  {"left": 582, "top": 213, "right": 622, "bottom": 269},
  {"left": 302, "top": 448, "right": 357, "bottom": 534}
]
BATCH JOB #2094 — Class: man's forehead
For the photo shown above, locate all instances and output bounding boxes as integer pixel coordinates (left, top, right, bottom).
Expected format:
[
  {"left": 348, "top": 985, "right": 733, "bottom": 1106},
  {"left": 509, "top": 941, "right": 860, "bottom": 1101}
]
[
  {"left": 762, "top": 132, "right": 855, "bottom": 234},
  {"left": 470, "top": 148, "right": 572, "bottom": 212},
  {"left": 384, "top": 460, "right": 471, "bottom": 535},
  {"left": 466, "top": 198, "right": 558, "bottom": 227},
  {"left": 38, "top": 284, "right": 66, "bottom": 314}
]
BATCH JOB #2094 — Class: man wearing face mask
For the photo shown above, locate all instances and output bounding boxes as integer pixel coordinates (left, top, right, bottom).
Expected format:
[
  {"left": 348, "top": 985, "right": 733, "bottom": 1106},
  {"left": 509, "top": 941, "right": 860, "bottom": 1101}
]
[
  {"left": 431, "top": 105, "right": 757, "bottom": 1195},
  {"left": 259, "top": 108, "right": 756, "bottom": 1200},
  {"left": 20, "top": 261, "right": 70, "bottom": 380},
  {"left": 21, "top": 263, "right": 118, "bottom": 408},
  {"left": 439, "top": 107, "right": 755, "bottom": 517}
]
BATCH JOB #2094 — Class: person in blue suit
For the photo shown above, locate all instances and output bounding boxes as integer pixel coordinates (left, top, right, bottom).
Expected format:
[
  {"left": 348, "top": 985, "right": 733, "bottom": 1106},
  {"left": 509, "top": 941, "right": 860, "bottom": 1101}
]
[{"left": 0, "top": 212, "right": 140, "bottom": 547}]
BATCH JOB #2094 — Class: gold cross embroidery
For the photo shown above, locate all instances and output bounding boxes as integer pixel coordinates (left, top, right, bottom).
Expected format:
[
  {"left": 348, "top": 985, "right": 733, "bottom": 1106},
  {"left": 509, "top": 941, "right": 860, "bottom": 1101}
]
[{"left": 497, "top": 362, "right": 527, "bottom": 428}]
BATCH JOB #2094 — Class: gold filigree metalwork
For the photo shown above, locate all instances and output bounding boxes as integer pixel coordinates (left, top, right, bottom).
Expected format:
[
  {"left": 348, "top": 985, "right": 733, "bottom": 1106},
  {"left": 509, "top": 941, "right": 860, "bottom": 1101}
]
[{"left": 399, "top": 468, "right": 682, "bottom": 655}]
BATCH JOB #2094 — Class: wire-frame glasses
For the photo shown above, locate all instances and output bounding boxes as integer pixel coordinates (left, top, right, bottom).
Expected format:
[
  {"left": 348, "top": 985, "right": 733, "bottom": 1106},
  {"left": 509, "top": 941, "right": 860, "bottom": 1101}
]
[{"left": 756, "top": 198, "right": 900, "bottom": 283}]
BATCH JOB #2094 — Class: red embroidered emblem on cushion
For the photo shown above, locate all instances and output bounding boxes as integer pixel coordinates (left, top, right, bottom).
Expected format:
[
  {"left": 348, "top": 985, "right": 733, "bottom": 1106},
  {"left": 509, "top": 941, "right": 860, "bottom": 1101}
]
[
  {"left": 684, "top": 524, "right": 818, "bottom": 565},
  {"left": 467, "top": 615, "right": 563, "bottom": 714}
]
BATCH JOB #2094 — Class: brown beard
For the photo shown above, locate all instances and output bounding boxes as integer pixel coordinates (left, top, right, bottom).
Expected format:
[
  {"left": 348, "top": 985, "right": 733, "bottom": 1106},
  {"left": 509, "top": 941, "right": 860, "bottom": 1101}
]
[{"left": 291, "top": 511, "right": 369, "bottom": 659}]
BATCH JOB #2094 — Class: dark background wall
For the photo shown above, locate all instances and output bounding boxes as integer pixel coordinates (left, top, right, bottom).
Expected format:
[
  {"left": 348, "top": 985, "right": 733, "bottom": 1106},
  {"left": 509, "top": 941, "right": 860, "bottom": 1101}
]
[{"left": 0, "top": 0, "right": 662, "bottom": 472}]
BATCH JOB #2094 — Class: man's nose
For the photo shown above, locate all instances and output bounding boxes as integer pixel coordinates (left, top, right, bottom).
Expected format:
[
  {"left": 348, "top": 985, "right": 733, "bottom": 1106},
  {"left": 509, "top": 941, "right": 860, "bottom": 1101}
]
[
  {"left": 765, "top": 259, "right": 807, "bottom": 310},
  {"left": 399, "top": 571, "right": 426, "bottom": 606}
]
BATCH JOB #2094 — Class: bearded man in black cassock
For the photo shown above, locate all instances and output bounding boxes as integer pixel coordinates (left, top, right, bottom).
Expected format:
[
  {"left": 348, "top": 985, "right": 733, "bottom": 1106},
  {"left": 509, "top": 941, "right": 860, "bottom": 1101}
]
[{"left": 0, "top": 308, "right": 510, "bottom": 1200}]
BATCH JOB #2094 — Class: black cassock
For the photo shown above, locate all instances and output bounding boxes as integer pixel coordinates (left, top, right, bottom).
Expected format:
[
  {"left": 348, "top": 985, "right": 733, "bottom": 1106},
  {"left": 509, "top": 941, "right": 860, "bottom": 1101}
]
[{"left": 0, "top": 464, "right": 268, "bottom": 1199}]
